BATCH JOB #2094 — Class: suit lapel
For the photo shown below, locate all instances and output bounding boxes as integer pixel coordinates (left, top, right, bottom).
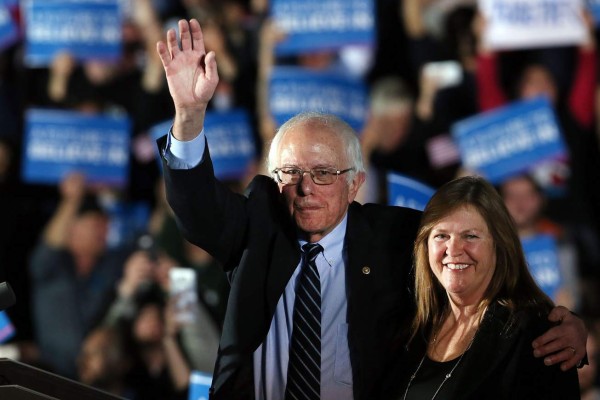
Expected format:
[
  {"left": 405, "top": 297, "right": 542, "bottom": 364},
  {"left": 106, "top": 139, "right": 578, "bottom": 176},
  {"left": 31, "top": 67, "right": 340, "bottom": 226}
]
[
  {"left": 345, "top": 203, "right": 377, "bottom": 323},
  {"left": 344, "top": 203, "right": 380, "bottom": 398},
  {"left": 264, "top": 189, "right": 302, "bottom": 324}
]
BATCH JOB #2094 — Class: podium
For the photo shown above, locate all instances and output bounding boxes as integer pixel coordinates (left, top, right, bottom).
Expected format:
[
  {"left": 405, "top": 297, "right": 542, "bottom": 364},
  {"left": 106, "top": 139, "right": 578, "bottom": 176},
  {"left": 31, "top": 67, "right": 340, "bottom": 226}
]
[{"left": 0, "top": 358, "right": 125, "bottom": 400}]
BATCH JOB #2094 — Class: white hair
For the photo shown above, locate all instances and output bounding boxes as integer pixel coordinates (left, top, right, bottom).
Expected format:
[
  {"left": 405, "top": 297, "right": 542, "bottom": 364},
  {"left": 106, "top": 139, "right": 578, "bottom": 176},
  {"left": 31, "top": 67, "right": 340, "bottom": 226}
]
[{"left": 266, "top": 112, "right": 365, "bottom": 184}]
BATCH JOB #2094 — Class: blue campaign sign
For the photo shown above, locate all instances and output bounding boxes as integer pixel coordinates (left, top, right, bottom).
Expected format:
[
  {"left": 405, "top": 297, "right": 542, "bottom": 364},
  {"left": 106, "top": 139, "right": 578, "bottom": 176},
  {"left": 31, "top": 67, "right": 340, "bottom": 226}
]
[
  {"left": 451, "top": 97, "right": 567, "bottom": 184},
  {"left": 271, "top": 0, "right": 375, "bottom": 56},
  {"left": 150, "top": 109, "right": 256, "bottom": 180},
  {"left": 387, "top": 172, "right": 435, "bottom": 211},
  {"left": 188, "top": 371, "right": 212, "bottom": 400},
  {"left": 23, "top": 0, "right": 122, "bottom": 67},
  {"left": 0, "top": 0, "right": 19, "bottom": 51},
  {"left": 269, "top": 66, "right": 368, "bottom": 132},
  {"left": 521, "top": 234, "right": 563, "bottom": 301},
  {"left": 0, "top": 311, "right": 15, "bottom": 343},
  {"left": 22, "top": 108, "right": 131, "bottom": 187},
  {"left": 588, "top": 0, "right": 600, "bottom": 25},
  {"left": 204, "top": 109, "right": 256, "bottom": 180}
]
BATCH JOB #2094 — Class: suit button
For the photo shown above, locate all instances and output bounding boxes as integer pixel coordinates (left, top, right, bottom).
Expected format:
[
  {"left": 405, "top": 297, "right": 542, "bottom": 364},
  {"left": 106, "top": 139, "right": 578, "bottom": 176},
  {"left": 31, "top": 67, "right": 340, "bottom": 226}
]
[{"left": 362, "top": 266, "right": 371, "bottom": 275}]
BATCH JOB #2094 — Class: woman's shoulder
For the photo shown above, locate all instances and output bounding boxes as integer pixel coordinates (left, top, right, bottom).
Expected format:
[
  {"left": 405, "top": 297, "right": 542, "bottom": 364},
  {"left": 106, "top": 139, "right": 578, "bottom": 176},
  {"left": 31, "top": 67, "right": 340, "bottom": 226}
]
[{"left": 486, "top": 302, "right": 553, "bottom": 340}]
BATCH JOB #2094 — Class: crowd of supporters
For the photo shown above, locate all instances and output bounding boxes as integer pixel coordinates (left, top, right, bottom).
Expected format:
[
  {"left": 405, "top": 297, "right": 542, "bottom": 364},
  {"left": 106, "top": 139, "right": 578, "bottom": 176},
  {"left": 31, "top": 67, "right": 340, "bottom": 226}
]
[{"left": 1, "top": 0, "right": 599, "bottom": 398}]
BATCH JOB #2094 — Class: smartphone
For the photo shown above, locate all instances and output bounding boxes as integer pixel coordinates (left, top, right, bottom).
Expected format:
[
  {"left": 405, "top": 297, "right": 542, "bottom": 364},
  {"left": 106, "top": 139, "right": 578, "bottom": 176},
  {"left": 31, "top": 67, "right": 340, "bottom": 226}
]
[
  {"left": 422, "top": 60, "right": 463, "bottom": 89},
  {"left": 169, "top": 267, "right": 199, "bottom": 324}
]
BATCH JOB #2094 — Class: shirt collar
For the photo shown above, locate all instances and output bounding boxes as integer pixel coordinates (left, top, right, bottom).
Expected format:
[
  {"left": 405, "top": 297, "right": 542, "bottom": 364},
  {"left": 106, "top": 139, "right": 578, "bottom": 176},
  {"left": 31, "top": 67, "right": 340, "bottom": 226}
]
[{"left": 299, "top": 213, "right": 347, "bottom": 267}]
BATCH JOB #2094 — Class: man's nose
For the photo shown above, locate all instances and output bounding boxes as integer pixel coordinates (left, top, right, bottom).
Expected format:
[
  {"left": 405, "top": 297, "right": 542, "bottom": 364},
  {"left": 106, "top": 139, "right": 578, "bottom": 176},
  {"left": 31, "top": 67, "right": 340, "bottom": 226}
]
[{"left": 297, "top": 171, "right": 315, "bottom": 195}]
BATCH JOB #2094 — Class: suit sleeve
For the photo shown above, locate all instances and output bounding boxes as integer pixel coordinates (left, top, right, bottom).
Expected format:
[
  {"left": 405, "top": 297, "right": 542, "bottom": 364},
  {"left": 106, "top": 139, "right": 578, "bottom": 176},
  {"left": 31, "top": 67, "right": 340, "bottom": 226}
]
[
  {"left": 511, "top": 315, "right": 581, "bottom": 399},
  {"left": 159, "top": 135, "right": 249, "bottom": 271}
]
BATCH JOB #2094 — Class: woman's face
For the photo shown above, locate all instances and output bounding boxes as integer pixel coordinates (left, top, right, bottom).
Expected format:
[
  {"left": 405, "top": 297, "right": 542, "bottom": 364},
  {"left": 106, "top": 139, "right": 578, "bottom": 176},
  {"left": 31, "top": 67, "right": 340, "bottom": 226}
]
[{"left": 428, "top": 205, "right": 496, "bottom": 305}]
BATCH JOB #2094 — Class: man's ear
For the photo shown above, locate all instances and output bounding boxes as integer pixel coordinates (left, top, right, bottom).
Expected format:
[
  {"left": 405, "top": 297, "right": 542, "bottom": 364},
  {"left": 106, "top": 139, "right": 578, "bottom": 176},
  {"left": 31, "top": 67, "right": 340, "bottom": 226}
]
[{"left": 347, "top": 171, "right": 366, "bottom": 203}]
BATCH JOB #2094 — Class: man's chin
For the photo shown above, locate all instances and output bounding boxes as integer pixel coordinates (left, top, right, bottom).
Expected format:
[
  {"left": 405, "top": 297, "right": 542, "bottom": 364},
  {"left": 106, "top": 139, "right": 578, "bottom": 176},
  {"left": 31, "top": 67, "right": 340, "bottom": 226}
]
[{"left": 295, "top": 220, "right": 324, "bottom": 238}]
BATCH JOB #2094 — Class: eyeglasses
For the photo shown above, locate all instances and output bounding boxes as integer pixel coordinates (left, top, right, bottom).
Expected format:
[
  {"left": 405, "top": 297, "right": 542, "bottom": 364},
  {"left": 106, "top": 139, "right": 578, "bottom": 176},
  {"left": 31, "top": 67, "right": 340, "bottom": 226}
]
[{"left": 272, "top": 167, "right": 354, "bottom": 186}]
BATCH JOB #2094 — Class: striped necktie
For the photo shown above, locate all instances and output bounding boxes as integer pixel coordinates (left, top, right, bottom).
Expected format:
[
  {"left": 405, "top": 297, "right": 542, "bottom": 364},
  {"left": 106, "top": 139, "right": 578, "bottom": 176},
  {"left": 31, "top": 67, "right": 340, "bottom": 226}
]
[{"left": 285, "top": 242, "right": 323, "bottom": 400}]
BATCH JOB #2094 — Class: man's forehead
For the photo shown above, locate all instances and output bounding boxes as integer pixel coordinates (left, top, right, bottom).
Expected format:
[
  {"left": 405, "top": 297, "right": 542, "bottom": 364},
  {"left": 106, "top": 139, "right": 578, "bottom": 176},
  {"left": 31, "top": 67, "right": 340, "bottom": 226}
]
[
  {"left": 279, "top": 139, "right": 345, "bottom": 165},
  {"left": 281, "top": 124, "right": 343, "bottom": 149}
]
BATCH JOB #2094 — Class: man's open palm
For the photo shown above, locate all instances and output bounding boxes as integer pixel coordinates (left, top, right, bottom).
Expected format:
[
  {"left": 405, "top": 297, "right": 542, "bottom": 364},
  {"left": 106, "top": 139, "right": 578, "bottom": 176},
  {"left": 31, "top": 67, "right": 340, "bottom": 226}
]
[{"left": 156, "top": 19, "right": 219, "bottom": 113}]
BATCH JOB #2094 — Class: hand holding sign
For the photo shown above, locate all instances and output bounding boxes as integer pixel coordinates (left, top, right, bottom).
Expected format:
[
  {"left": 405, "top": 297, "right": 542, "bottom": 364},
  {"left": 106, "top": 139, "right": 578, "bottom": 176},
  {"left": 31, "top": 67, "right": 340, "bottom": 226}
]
[
  {"left": 479, "top": 0, "right": 588, "bottom": 50},
  {"left": 59, "top": 171, "right": 86, "bottom": 203}
]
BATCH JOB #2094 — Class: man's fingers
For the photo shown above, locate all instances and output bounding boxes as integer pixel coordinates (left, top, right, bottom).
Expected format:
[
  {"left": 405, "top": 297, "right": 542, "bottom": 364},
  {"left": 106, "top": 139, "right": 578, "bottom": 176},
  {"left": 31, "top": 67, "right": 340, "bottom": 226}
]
[
  {"left": 532, "top": 324, "right": 561, "bottom": 353},
  {"left": 533, "top": 336, "right": 567, "bottom": 358},
  {"left": 547, "top": 305, "right": 570, "bottom": 323},
  {"left": 179, "top": 19, "right": 192, "bottom": 51},
  {"left": 541, "top": 347, "right": 581, "bottom": 371},
  {"left": 156, "top": 41, "right": 171, "bottom": 67},
  {"left": 189, "top": 19, "right": 206, "bottom": 54},
  {"left": 532, "top": 306, "right": 587, "bottom": 372},
  {"left": 166, "top": 28, "right": 180, "bottom": 59},
  {"left": 204, "top": 51, "right": 219, "bottom": 83}
]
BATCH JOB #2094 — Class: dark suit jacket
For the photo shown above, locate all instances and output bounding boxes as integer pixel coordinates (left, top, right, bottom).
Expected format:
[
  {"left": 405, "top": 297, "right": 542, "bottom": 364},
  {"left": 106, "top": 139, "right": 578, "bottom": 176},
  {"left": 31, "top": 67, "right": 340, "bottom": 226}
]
[
  {"left": 377, "top": 302, "right": 581, "bottom": 399},
  {"left": 160, "top": 139, "right": 422, "bottom": 400}
]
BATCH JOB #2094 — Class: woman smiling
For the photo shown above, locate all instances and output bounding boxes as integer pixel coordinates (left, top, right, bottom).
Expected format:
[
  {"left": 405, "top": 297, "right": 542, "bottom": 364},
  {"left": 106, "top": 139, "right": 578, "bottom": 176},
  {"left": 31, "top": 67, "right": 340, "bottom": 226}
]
[{"left": 379, "top": 176, "right": 580, "bottom": 399}]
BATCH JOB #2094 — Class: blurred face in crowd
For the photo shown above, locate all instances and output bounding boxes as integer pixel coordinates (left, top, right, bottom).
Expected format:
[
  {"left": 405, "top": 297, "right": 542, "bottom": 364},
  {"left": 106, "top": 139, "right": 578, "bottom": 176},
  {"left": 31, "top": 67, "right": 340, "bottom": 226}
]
[
  {"left": 68, "top": 211, "right": 109, "bottom": 259},
  {"left": 84, "top": 60, "right": 119, "bottom": 85},
  {"left": 518, "top": 65, "right": 558, "bottom": 105},
  {"left": 374, "top": 105, "right": 413, "bottom": 153},
  {"left": 275, "top": 121, "right": 363, "bottom": 243},
  {"left": 153, "top": 253, "right": 178, "bottom": 292},
  {"left": 134, "top": 303, "right": 164, "bottom": 345},
  {"left": 78, "top": 328, "right": 125, "bottom": 389},
  {"left": 500, "top": 176, "right": 543, "bottom": 232},
  {"left": 428, "top": 205, "right": 497, "bottom": 305}
]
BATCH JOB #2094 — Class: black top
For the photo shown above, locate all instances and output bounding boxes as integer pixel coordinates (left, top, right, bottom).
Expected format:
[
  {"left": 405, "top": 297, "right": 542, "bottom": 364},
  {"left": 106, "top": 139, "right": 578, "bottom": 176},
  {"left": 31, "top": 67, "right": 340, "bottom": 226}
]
[
  {"left": 376, "top": 302, "right": 580, "bottom": 400},
  {"left": 403, "top": 355, "right": 465, "bottom": 400}
]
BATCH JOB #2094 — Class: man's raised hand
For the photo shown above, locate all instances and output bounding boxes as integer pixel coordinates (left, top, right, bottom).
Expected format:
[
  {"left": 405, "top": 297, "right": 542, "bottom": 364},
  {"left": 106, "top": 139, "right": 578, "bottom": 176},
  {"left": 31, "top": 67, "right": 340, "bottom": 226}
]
[{"left": 156, "top": 19, "right": 219, "bottom": 141}]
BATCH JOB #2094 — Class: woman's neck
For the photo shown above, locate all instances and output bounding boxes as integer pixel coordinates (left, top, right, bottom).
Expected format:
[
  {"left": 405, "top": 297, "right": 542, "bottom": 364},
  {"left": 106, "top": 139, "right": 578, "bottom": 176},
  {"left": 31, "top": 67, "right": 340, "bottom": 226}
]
[{"left": 428, "top": 304, "right": 485, "bottom": 362}]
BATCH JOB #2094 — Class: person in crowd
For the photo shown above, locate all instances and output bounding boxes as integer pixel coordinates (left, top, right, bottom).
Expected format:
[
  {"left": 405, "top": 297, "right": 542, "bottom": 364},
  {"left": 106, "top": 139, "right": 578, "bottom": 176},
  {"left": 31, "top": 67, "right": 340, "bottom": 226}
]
[
  {"left": 357, "top": 74, "right": 456, "bottom": 205},
  {"left": 121, "top": 282, "right": 218, "bottom": 400},
  {"left": 102, "top": 247, "right": 221, "bottom": 375},
  {"left": 29, "top": 172, "right": 132, "bottom": 378},
  {"left": 77, "top": 326, "right": 136, "bottom": 398},
  {"left": 154, "top": 19, "right": 587, "bottom": 399},
  {"left": 122, "top": 288, "right": 185, "bottom": 400},
  {"left": 401, "top": 0, "right": 478, "bottom": 125},
  {"left": 474, "top": 10, "right": 600, "bottom": 231},
  {"left": 499, "top": 174, "right": 581, "bottom": 310},
  {"left": 377, "top": 176, "right": 580, "bottom": 399},
  {"left": 0, "top": 137, "right": 44, "bottom": 359},
  {"left": 27, "top": 0, "right": 173, "bottom": 205},
  {"left": 148, "top": 178, "right": 230, "bottom": 326}
]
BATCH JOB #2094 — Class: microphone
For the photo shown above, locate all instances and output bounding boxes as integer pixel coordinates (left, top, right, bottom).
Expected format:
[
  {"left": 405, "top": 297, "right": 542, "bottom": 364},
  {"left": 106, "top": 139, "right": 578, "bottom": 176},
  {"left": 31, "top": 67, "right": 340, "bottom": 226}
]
[{"left": 0, "top": 282, "right": 16, "bottom": 311}]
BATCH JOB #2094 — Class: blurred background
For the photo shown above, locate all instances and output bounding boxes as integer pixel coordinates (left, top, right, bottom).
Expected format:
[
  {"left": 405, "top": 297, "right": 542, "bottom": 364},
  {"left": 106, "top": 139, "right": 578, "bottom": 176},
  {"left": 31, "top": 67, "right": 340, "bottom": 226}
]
[{"left": 1, "top": 0, "right": 600, "bottom": 399}]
